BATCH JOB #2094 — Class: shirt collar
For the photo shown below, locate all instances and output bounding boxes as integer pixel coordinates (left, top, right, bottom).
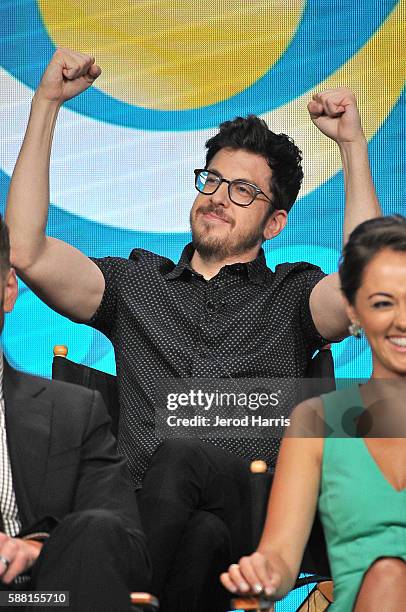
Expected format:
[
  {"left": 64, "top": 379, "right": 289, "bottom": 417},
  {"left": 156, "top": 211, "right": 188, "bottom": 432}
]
[
  {"left": 163, "top": 242, "right": 269, "bottom": 285},
  {"left": 163, "top": 243, "right": 195, "bottom": 280}
]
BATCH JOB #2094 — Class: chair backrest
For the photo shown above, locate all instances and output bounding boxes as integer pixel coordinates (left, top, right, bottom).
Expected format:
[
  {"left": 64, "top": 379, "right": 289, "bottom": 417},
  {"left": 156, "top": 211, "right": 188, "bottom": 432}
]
[
  {"left": 52, "top": 346, "right": 120, "bottom": 437},
  {"left": 52, "top": 344, "right": 335, "bottom": 442},
  {"left": 249, "top": 463, "right": 331, "bottom": 579},
  {"left": 303, "top": 345, "right": 336, "bottom": 397},
  {"left": 249, "top": 346, "right": 335, "bottom": 576}
]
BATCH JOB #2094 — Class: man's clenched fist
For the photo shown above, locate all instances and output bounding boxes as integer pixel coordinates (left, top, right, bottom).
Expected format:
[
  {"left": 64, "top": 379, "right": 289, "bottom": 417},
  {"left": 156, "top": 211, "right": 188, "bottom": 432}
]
[
  {"left": 35, "top": 48, "right": 101, "bottom": 105},
  {"left": 308, "top": 88, "right": 364, "bottom": 144}
]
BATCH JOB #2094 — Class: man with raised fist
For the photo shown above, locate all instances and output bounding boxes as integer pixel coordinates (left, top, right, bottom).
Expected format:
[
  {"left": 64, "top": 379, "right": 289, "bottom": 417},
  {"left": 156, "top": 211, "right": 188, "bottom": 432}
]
[{"left": 6, "top": 49, "right": 381, "bottom": 611}]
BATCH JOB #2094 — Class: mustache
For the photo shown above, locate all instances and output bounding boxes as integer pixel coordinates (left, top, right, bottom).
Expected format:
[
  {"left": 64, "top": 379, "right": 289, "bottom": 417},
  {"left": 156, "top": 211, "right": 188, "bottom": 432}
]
[{"left": 196, "top": 204, "right": 233, "bottom": 224}]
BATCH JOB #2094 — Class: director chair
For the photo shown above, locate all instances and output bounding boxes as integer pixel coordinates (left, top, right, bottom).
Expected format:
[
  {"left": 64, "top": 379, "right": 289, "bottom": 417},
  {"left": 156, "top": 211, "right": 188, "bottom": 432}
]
[
  {"left": 52, "top": 344, "right": 335, "bottom": 612},
  {"left": 231, "top": 460, "right": 333, "bottom": 612}
]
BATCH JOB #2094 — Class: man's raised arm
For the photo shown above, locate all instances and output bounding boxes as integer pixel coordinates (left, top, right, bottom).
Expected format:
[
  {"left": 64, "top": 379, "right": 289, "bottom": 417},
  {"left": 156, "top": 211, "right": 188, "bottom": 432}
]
[
  {"left": 6, "top": 49, "right": 105, "bottom": 322},
  {"left": 307, "top": 88, "right": 382, "bottom": 341}
]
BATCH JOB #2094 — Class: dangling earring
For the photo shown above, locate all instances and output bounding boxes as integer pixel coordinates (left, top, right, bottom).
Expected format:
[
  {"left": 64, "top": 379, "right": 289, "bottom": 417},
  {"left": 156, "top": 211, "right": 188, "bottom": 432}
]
[{"left": 348, "top": 321, "right": 362, "bottom": 339}]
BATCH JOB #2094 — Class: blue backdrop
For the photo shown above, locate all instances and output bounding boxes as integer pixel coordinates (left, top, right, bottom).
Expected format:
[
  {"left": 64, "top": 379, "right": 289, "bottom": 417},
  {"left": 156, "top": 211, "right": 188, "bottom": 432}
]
[
  {"left": 0, "top": 0, "right": 405, "bottom": 381},
  {"left": 0, "top": 2, "right": 405, "bottom": 610}
]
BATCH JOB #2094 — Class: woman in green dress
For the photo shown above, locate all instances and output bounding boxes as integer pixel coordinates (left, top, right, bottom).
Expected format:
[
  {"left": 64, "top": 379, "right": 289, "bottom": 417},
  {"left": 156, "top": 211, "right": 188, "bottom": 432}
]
[{"left": 220, "top": 215, "right": 406, "bottom": 611}]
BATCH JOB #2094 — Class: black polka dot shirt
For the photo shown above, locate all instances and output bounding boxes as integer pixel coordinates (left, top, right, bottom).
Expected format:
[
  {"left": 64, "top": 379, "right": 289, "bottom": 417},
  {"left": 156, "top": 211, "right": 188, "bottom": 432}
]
[{"left": 90, "top": 244, "right": 328, "bottom": 487}]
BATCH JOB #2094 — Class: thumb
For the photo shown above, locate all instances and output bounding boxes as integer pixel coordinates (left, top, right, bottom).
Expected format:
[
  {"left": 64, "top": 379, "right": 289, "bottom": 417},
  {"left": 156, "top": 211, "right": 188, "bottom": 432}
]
[
  {"left": 307, "top": 100, "right": 323, "bottom": 119},
  {"left": 85, "top": 64, "right": 102, "bottom": 82}
]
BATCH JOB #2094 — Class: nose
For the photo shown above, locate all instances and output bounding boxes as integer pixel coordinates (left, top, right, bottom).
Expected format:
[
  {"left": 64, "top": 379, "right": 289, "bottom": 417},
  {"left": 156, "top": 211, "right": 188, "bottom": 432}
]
[{"left": 209, "top": 180, "right": 231, "bottom": 208}]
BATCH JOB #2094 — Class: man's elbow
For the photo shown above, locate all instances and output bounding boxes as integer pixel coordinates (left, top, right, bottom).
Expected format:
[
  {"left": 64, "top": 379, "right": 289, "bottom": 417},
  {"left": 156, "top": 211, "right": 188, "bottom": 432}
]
[
  {"left": 318, "top": 313, "right": 350, "bottom": 343},
  {"left": 10, "top": 245, "right": 36, "bottom": 275},
  {"left": 9, "top": 238, "right": 47, "bottom": 276}
]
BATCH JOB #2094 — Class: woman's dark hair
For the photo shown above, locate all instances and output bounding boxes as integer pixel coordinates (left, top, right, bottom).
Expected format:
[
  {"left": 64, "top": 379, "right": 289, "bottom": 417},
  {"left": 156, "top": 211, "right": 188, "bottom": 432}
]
[
  {"left": 205, "top": 115, "right": 303, "bottom": 212},
  {"left": 339, "top": 215, "right": 406, "bottom": 305},
  {"left": 0, "top": 215, "right": 10, "bottom": 279}
]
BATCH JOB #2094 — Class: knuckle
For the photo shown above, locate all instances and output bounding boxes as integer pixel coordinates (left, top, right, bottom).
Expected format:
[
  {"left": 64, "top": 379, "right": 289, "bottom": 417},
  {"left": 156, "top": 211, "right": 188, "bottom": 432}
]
[
  {"left": 55, "top": 47, "right": 68, "bottom": 58},
  {"left": 9, "top": 541, "right": 17, "bottom": 554},
  {"left": 14, "top": 553, "right": 23, "bottom": 567}
]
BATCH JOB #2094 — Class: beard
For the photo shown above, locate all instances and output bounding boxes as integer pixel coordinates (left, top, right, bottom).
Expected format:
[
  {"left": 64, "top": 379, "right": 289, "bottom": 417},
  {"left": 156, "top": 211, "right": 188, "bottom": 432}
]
[{"left": 190, "top": 203, "right": 266, "bottom": 262}]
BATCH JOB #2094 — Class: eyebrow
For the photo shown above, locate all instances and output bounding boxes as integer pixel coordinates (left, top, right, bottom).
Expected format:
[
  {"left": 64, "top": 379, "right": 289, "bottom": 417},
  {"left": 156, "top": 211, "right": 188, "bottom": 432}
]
[
  {"left": 368, "top": 292, "right": 394, "bottom": 299},
  {"left": 207, "top": 166, "right": 259, "bottom": 186}
]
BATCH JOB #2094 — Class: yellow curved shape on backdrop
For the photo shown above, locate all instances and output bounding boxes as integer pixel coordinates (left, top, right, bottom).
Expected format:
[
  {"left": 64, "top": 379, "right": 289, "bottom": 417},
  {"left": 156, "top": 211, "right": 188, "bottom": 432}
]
[
  {"left": 38, "top": 0, "right": 305, "bottom": 110},
  {"left": 262, "top": 1, "right": 405, "bottom": 198}
]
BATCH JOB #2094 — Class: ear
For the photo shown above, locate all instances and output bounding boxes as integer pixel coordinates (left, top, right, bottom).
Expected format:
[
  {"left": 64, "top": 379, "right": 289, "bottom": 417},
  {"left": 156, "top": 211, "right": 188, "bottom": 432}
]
[
  {"left": 263, "top": 209, "right": 288, "bottom": 241},
  {"left": 344, "top": 297, "right": 359, "bottom": 326},
  {"left": 3, "top": 268, "right": 18, "bottom": 313}
]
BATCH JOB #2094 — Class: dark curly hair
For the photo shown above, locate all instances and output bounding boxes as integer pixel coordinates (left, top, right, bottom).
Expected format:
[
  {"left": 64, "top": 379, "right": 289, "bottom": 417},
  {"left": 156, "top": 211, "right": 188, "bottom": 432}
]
[
  {"left": 339, "top": 215, "right": 406, "bottom": 305},
  {"left": 0, "top": 215, "right": 10, "bottom": 279},
  {"left": 205, "top": 115, "right": 303, "bottom": 212}
]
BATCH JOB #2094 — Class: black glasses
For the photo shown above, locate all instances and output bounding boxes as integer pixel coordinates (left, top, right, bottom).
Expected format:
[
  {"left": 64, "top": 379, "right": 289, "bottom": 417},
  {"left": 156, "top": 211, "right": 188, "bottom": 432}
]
[{"left": 194, "top": 169, "right": 273, "bottom": 208}]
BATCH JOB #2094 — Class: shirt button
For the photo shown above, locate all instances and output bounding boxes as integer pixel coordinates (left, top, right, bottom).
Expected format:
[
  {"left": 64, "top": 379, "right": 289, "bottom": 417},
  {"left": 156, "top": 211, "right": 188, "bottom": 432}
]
[{"left": 206, "top": 300, "right": 216, "bottom": 313}]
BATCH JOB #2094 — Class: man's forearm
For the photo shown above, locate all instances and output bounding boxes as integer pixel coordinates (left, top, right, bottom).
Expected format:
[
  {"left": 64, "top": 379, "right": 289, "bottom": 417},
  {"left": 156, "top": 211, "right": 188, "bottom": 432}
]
[
  {"left": 339, "top": 137, "right": 381, "bottom": 246},
  {"left": 6, "top": 95, "right": 61, "bottom": 270}
]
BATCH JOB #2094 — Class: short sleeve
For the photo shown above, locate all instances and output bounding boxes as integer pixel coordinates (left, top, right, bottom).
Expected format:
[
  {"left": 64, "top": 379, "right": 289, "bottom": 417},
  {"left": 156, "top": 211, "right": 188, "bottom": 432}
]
[
  {"left": 298, "top": 266, "right": 330, "bottom": 352},
  {"left": 88, "top": 256, "right": 129, "bottom": 338}
]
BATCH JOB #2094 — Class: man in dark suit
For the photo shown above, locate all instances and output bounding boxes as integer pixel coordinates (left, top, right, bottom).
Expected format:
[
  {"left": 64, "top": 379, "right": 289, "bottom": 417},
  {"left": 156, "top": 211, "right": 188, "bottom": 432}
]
[{"left": 0, "top": 216, "right": 151, "bottom": 610}]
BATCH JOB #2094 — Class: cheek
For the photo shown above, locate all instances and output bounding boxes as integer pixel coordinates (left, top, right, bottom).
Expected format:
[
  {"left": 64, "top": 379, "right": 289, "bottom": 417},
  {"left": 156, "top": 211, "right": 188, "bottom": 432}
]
[
  {"left": 191, "top": 194, "right": 205, "bottom": 216},
  {"left": 238, "top": 212, "right": 262, "bottom": 236},
  {"left": 361, "top": 312, "right": 391, "bottom": 343},
  {"left": 233, "top": 209, "right": 252, "bottom": 227},
  {"left": 190, "top": 198, "right": 199, "bottom": 220}
]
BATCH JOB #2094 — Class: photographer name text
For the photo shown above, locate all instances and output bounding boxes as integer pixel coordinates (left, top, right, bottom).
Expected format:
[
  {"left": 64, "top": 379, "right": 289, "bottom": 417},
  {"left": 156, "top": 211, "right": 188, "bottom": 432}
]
[{"left": 166, "top": 415, "right": 290, "bottom": 428}]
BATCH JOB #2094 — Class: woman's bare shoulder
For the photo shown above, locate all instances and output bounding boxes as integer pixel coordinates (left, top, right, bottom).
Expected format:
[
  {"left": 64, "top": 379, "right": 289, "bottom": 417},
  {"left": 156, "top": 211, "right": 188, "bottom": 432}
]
[{"left": 286, "top": 396, "right": 326, "bottom": 439}]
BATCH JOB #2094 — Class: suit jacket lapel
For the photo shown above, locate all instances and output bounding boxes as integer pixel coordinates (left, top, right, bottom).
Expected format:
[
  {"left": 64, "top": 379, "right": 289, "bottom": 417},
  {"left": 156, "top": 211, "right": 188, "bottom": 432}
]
[{"left": 3, "top": 362, "right": 53, "bottom": 529}]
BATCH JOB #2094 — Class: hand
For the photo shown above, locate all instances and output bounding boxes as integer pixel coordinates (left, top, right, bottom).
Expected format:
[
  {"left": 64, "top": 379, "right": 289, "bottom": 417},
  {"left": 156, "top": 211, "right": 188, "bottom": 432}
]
[
  {"left": 307, "top": 88, "right": 364, "bottom": 144},
  {"left": 0, "top": 533, "right": 42, "bottom": 584},
  {"left": 220, "top": 552, "right": 281, "bottom": 598},
  {"left": 35, "top": 48, "right": 101, "bottom": 105}
]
